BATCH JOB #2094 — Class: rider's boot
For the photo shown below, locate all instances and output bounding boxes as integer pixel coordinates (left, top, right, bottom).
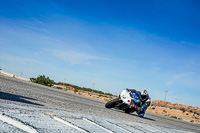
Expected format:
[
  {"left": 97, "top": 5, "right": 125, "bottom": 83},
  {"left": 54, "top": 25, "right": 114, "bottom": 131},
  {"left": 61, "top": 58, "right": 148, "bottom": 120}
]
[
  {"left": 138, "top": 112, "right": 145, "bottom": 117},
  {"left": 137, "top": 109, "right": 146, "bottom": 117}
]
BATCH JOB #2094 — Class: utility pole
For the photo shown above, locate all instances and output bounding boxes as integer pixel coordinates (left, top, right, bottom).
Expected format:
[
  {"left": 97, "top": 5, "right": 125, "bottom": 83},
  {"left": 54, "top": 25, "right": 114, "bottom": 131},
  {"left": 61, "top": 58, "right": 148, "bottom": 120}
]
[
  {"left": 63, "top": 78, "right": 66, "bottom": 88},
  {"left": 21, "top": 72, "right": 23, "bottom": 77},
  {"left": 92, "top": 83, "right": 94, "bottom": 94},
  {"left": 164, "top": 91, "right": 168, "bottom": 101},
  {"left": 92, "top": 83, "right": 94, "bottom": 89}
]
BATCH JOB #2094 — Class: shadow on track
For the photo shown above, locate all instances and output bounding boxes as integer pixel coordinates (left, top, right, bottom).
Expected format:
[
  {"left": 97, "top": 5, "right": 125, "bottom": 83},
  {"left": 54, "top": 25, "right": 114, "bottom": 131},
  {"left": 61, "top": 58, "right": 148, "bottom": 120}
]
[
  {"left": 130, "top": 113, "right": 155, "bottom": 121},
  {"left": 110, "top": 108, "right": 155, "bottom": 121},
  {"left": 0, "top": 92, "right": 43, "bottom": 106}
]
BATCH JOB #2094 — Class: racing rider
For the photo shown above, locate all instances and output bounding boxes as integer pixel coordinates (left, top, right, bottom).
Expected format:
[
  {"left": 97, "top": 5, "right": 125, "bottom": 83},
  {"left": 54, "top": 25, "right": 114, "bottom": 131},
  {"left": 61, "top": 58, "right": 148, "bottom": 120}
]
[{"left": 126, "top": 89, "right": 151, "bottom": 117}]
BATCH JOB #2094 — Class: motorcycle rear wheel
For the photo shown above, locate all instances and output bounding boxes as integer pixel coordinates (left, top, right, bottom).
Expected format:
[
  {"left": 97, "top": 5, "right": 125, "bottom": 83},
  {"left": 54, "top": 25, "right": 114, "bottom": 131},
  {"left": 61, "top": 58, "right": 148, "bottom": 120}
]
[{"left": 105, "top": 98, "right": 120, "bottom": 108}]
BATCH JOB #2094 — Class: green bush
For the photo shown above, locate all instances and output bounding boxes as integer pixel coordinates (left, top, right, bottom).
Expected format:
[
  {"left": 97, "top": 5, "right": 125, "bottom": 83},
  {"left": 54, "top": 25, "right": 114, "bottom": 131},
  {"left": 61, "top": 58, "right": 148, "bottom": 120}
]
[
  {"left": 98, "top": 94, "right": 103, "bottom": 97},
  {"left": 30, "top": 75, "right": 55, "bottom": 87},
  {"left": 74, "top": 89, "right": 78, "bottom": 93},
  {"left": 104, "top": 93, "right": 113, "bottom": 96},
  {"left": 56, "top": 87, "right": 62, "bottom": 90},
  {"left": 70, "top": 85, "right": 113, "bottom": 96},
  {"left": 30, "top": 78, "right": 36, "bottom": 82}
]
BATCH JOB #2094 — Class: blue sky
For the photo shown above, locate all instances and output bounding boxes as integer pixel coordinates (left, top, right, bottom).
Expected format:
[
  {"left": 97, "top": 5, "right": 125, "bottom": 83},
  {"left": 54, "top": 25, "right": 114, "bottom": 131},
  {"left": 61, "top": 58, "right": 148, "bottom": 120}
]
[{"left": 0, "top": 0, "right": 200, "bottom": 107}]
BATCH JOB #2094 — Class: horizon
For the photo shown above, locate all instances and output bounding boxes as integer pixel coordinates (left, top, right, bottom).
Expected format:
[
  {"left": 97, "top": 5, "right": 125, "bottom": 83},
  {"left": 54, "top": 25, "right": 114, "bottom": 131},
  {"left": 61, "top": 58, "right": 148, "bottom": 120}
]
[{"left": 0, "top": 0, "right": 200, "bottom": 107}]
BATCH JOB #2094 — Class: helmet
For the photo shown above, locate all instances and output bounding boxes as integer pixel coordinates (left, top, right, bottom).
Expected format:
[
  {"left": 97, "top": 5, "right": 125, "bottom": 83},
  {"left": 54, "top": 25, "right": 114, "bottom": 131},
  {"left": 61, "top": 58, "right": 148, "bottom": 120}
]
[
  {"left": 141, "top": 90, "right": 148, "bottom": 96},
  {"left": 140, "top": 90, "right": 149, "bottom": 101}
]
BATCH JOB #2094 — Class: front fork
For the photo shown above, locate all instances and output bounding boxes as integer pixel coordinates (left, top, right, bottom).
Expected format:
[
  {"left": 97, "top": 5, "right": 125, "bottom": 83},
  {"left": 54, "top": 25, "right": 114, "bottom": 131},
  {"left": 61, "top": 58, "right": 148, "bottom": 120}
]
[{"left": 116, "top": 97, "right": 129, "bottom": 110}]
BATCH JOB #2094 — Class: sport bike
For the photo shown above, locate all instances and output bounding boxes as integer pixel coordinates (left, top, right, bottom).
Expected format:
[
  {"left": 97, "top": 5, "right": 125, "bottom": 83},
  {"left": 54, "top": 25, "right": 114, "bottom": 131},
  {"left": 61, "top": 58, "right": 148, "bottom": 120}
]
[{"left": 105, "top": 89, "right": 141, "bottom": 113}]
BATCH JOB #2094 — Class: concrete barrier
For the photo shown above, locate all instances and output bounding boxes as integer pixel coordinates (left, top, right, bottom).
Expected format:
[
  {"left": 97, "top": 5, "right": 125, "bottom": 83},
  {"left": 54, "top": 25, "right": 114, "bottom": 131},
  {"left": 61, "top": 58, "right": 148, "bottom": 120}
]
[{"left": 0, "top": 70, "right": 30, "bottom": 82}]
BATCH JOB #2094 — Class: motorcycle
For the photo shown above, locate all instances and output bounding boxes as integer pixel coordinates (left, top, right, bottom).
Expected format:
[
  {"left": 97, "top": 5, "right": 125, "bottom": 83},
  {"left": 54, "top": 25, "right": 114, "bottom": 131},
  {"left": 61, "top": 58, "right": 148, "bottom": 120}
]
[{"left": 105, "top": 89, "right": 141, "bottom": 114}]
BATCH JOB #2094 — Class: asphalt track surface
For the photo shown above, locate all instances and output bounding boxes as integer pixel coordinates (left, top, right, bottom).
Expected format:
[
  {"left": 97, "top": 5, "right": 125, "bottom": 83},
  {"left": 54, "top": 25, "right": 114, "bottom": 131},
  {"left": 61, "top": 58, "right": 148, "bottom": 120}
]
[{"left": 0, "top": 75, "right": 200, "bottom": 132}]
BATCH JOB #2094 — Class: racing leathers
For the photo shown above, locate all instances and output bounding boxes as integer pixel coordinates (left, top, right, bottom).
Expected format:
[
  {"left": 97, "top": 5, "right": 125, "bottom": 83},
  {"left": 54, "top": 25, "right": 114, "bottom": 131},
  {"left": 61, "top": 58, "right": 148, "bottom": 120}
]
[{"left": 126, "top": 89, "right": 151, "bottom": 117}]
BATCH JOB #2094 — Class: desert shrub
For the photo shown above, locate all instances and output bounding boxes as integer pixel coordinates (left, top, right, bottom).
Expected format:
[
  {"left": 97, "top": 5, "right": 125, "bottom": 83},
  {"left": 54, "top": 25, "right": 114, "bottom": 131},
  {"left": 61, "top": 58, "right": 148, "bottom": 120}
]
[
  {"left": 104, "top": 95, "right": 108, "bottom": 98},
  {"left": 163, "top": 110, "right": 167, "bottom": 113},
  {"left": 73, "top": 86, "right": 108, "bottom": 96},
  {"left": 74, "top": 89, "right": 78, "bottom": 93},
  {"left": 171, "top": 116, "right": 177, "bottom": 119},
  {"left": 30, "top": 78, "right": 36, "bottom": 82},
  {"left": 56, "top": 87, "right": 62, "bottom": 90},
  {"left": 94, "top": 90, "right": 104, "bottom": 94},
  {"left": 152, "top": 107, "right": 155, "bottom": 110},
  {"left": 180, "top": 108, "right": 186, "bottom": 113},
  {"left": 186, "top": 113, "right": 189, "bottom": 115},
  {"left": 74, "top": 86, "right": 82, "bottom": 90},
  {"left": 104, "top": 93, "right": 113, "bottom": 96},
  {"left": 190, "top": 120, "right": 194, "bottom": 122},
  {"left": 190, "top": 110, "right": 193, "bottom": 113}
]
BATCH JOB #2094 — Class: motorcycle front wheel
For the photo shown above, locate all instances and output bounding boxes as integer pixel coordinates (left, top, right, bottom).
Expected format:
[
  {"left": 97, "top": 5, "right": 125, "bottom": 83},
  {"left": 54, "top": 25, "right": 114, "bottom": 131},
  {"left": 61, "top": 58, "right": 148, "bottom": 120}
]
[{"left": 105, "top": 98, "right": 120, "bottom": 108}]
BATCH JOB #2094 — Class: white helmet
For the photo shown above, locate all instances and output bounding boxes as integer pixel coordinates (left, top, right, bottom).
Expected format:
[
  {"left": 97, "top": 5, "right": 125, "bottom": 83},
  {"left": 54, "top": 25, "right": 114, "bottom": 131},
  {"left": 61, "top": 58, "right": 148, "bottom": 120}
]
[
  {"left": 141, "top": 90, "right": 149, "bottom": 101},
  {"left": 141, "top": 90, "right": 148, "bottom": 96}
]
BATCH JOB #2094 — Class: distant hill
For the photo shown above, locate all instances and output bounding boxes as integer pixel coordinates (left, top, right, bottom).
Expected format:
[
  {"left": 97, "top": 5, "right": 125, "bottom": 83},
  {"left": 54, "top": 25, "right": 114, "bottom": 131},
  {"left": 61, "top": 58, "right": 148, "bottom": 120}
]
[{"left": 152, "top": 100, "right": 200, "bottom": 113}]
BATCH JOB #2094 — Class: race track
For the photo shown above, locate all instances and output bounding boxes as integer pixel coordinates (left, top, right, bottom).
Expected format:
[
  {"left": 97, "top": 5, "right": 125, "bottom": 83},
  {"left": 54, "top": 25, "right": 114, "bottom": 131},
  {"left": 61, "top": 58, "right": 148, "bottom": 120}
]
[{"left": 0, "top": 75, "right": 199, "bottom": 132}]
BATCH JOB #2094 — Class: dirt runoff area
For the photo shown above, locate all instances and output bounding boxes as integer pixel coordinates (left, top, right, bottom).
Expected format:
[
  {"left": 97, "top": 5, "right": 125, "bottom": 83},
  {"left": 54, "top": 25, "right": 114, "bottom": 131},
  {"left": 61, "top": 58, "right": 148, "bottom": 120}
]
[{"left": 147, "top": 100, "right": 200, "bottom": 124}]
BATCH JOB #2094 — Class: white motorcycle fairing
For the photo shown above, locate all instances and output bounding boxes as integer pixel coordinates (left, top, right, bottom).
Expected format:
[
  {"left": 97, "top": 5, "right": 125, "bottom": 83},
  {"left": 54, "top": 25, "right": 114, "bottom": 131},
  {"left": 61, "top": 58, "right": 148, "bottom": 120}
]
[{"left": 120, "top": 90, "right": 133, "bottom": 106}]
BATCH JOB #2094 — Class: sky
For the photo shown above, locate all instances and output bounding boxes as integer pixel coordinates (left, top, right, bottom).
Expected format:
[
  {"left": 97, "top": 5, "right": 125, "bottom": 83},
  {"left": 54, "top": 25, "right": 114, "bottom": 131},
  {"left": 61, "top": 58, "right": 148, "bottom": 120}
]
[{"left": 0, "top": 0, "right": 200, "bottom": 107}]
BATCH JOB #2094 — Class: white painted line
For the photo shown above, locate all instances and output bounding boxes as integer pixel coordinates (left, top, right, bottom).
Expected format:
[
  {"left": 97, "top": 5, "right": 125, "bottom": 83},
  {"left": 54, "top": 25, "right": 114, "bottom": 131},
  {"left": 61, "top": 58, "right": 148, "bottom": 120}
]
[
  {"left": 0, "top": 114, "right": 38, "bottom": 133},
  {"left": 83, "top": 118, "right": 114, "bottom": 133},
  {"left": 53, "top": 117, "right": 88, "bottom": 133},
  {"left": 105, "top": 120, "right": 132, "bottom": 133}
]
